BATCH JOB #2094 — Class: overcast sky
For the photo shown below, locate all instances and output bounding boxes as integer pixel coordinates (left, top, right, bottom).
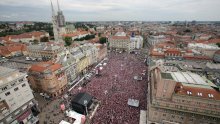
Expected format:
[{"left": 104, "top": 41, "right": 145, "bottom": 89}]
[{"left": 0, "top": 0, "right": 219, "bottom": 21}]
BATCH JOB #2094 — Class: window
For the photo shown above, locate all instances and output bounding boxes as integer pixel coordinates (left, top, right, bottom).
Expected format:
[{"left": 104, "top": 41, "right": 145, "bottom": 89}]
[
  {"left": 180, "top": 117, "right": 184, "bottom": 120},
  {"left": 14, "top": 87, "right": 19, "bottom": 91},
  {"left": 187, "top": 91, "right": 192, "bottom": 95},
  {"left": 208, "top": 94, "right": 214, "bottom": 98},
  {"left": 5, "top": 92, "right": 10, "bottom": 96},
  {"left": 11, "top": 83, "right": 16, "bottom": 86},
  {"left": 19, "top": 78, "right": 24, "bottom": 82},
  {"left": 22, "top": 83, "right": 26, "bottom": 87},
  {"left": 197, "top": 92, "right": 202, "bottom": 96},
  {"left": 2, "top": 86, "right": 7, "bottom": 91}
]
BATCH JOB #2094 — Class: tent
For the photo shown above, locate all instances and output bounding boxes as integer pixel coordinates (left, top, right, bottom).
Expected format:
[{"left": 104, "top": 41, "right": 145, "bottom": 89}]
[{"left": 71, "top": 92, "right": 93, "bottom": 115}]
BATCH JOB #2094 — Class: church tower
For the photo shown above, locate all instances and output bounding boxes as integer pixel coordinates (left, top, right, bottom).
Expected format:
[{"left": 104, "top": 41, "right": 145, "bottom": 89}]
[
  {"left": 50, "top": 0, "right": 66, "bottom": 42},
  {"left": 50, "top": 0, "right": 59, "bottom": 41}
]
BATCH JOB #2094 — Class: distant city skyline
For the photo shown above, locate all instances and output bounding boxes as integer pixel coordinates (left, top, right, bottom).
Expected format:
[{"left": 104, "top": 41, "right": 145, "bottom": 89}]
[{"left": 0, "top": 0, "right": 220, "bottom": 22}]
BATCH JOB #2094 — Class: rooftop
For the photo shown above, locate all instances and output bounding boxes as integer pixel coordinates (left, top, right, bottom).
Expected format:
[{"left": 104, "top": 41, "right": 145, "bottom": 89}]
[
  {"left": 171, "top": 72, "right": 207, "bottom": 85},
  {"left": 0, "top": 66, "right": 16, "bottom": 78},
  {"left": 29, "top": 61, "right": 62, "bottom": 73},
  {"left": 175, "top": 83, "right": 220, "bottom": 100}
]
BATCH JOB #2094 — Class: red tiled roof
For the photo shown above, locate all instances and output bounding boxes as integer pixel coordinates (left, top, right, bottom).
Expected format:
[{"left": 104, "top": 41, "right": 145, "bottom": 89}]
[
  {"left": 62, "top": 31, "right": 89, "bottom": 37},
  {"left": 2, "top": 31, "right": 47, "bottom": 40},
  {"left": 164, "top": 48, "right": 181, "bottom": 54},
  {"left": 183, "top": 55, "right": 212, "bottom": 60},
  {"left": 29, "top": 31, "right": 46, "bottom": 37},
  {"left": 29, "top": 61, "right": 61, "bottom": 73},
  {"left": 194, "top": 39, "right": 220, "bottom": 44},
  {"left": 150, "top": 52, "right": 165, "bottom": 57},
  {"left": 0, "top": 43, "right": 27, "bottom": 56},
  {"left": 175, "top": 84, "right": 220, "bottom": 100},
  {"left": 62, "top": 32, "right": 79, "bottom": 37},
  {"left": 0, "top": 47, "right": 11, "bottom": 56},
  {"left": 109, "top": 36, "right": 129, "bottom": 40}
]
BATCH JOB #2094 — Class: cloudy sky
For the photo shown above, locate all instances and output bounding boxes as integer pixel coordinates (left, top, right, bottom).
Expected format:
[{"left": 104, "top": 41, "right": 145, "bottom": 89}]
[{"left": 0, "top": 0, "right": 219, "bottom": 21}]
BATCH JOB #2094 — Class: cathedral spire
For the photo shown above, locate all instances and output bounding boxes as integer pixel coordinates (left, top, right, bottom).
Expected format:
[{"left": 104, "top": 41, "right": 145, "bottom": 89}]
[
  {"left": 50, "top": 0, "right": 55, "bottom": 16},
  {"left": 57, "top": 0, "right": 61, "bottom": 12}
]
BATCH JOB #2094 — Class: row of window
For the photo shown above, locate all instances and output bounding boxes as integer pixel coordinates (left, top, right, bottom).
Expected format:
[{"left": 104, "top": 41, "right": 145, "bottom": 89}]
[
  {"left": 1, "top": 78, "right": 25, "bottom": 92},
  {"left": 175, "top": 98, "right": 219, "bottom": 108},
  {"left": 4, "top": 83, "right": 26, "bottom": 96},
  {"left": 153, "top": 110, "right": 218, "bottom": 123}
]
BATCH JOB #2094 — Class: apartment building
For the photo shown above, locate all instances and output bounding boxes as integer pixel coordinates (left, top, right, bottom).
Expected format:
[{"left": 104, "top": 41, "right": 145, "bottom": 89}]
[
  {"left": 27, "top": 42, "right": 64, "bottom": 61},
  {"left": 80, "top": 43, "right": 98, "bottom": 66},
  {"left": 148, "top": 67, "right": 220, "bottom": 124},
  {"left": 95, "top": 44, "right": 107, "bottom": 62},
  {"left": 28, "top": 61, "right": 67, "bottom": 97},
  {"left": 1, "top": 31, "right": 49, "bottom": 43},
  {"left": 147, "top": 35, "right": 170, "bottom": 46},
  {"left": 57, "top": 50, "right": 77, "bottom": 84},
  {"left": 0, "top": 42, "right": 27, "bottom": 58},
  {"left": 0, "top": 66, "right": 38, "bottom": 124},
  {"left": 108, "top": 35, "right": 130, "bottom": 51},
  {"left": 129, "top": 35, "right": 144, "bottom": 50}
]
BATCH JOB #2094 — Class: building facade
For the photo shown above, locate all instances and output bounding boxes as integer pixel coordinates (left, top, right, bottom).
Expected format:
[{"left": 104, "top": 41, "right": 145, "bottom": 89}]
[
  {"left": 28, "top": 61, "right": 67, "bottom": 97},
  {"left": 147, "top": 68, "right": 220, "bottom": 124},
  {"left": 95, "top": 44, "right": 107, "bottom": 62},
  {"left": 108, "top": 36, "right": 130, "bottom": 51},
  {"left": 0, "top": 66, "right": 38, "bottom": 124},
  {"left": 27, "top": 42, "right": 64, "bottom": 61},
  {"left": 129, "top": 35, "right": 143, "bottom": 50}
]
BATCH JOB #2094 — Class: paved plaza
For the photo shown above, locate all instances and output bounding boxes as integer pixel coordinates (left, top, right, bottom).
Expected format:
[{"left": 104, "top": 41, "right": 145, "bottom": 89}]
[
  {"left": 71, "top": 52, "right": 148, "bottom": 124},
  {"left": 37, "top": 51, "right": 148, "bottom": 124}
]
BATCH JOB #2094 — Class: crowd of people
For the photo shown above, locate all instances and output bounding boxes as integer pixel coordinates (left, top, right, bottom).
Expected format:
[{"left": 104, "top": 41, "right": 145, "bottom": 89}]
[{"left": 71, "top": 51, "right": 148, "bottom": 124}]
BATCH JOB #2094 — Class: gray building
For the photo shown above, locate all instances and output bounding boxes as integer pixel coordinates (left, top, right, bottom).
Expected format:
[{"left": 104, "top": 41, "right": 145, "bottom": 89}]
[{"left": 0, "top": 66, "right": 38, "bottom": 124}]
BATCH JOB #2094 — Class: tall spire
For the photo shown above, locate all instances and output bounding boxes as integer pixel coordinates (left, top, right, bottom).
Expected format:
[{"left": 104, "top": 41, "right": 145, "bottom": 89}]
[
  {"left": 57, "top": 0, "right": 61, "bottom": 12},
  {"left": 50, "top": 0, "right": 55, "bottom": 16}
]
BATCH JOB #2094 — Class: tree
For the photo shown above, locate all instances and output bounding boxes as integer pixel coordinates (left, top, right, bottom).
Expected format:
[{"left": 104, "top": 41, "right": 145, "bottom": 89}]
[
  {"left": 98, "top": 33, "right": 101, "bottom": 37},
  {"left": 99, "top": 37, "right": 107, "bottom": 44},
  {"left": 216, "top": 43, "right": 220, "bottom": 48},
  {"left": 40, "top": 36, "right": 49, "bottom": 42},
  {"left": 64, "top": 37, "right": 72, "bottom": 46},
  {"left": 33, "top": 39, "right": 39, "bottom": 44}
]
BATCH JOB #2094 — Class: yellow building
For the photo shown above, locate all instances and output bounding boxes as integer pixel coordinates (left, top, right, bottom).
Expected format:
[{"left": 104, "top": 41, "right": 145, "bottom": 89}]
[{"left": 76, "top": 56, "right": 90, "bottom": 75}]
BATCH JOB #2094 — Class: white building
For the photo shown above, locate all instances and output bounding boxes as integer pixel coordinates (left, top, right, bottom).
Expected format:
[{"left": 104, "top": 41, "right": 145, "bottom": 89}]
[
  {"left": 109, "top": 31, "right": 143, "bottom": 51},
  {"left": 147, "top": 35, "right": 167, "bottom": 46},
  {"left": 129, "top": 36, "right": 143, "bottom": 50},
  {"left": 0, "top": 66, "right": 38, "bottom": 124}
]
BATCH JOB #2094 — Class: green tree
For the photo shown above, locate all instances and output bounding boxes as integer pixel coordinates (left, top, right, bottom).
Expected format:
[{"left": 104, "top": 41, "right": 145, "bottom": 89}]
[
  {"left": 33, "top": 39, "right": 39, "bottom": 44},
  {"left": 98, "top": 33, "right": 101, "bottom": 37},
  {"left": 99, "top": 37, "right": 107, "bottom": 44},
  {"left": 216, "top": 43, "right": 220, "bottom": 48},
  {"left": 64, "top": 37, "right": 72, "bottom": 46},
  {"left": 40, "top": 36, "right": 49, "bottom": 42}
]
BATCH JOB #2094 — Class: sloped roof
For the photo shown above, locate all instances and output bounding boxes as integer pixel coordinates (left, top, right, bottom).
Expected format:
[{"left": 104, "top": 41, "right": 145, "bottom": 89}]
[{"left": 29, "top": 61, "right": 61, "bottom": 72}]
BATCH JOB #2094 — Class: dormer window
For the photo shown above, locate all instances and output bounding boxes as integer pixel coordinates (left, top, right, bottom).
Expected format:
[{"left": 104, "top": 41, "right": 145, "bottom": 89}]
[
  {"left": 187, "top": 91, "right": 192, "bottom": 95},
  {"left": 208, "top": 94, "right": 214, "bottom": 98},
  {"left": 197, "top": 92, "right": 202, "bottom": 96}
]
